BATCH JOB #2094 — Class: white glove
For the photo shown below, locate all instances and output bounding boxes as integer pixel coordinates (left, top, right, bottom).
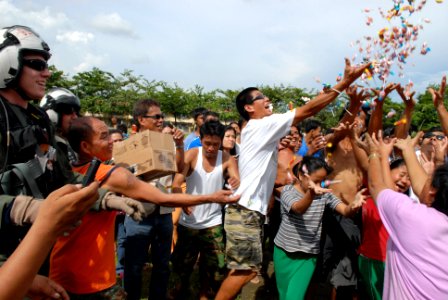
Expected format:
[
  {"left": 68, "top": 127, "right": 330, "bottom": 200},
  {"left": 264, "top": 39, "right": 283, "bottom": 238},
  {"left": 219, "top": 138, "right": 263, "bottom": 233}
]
[
  {"left": 101, "top": 192, "right": 146, "bottom": 222},
  {"left": 10, "top": 195, "right": 42, "bottom": 226}
]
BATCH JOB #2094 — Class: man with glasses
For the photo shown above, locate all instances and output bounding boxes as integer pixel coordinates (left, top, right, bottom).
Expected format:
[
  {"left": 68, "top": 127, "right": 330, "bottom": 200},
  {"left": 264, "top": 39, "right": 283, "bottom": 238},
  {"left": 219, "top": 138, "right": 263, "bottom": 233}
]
[
  {"left": 124, "top": 99, "right": 185, "bottom": 300},
  {"left": 215, "top": 58, "right": 370, "bottom": 300}
]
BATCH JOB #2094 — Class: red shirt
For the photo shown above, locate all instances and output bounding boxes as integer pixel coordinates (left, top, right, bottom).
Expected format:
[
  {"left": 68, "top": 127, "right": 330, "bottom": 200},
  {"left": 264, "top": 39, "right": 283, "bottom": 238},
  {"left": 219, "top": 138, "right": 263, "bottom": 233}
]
[{"left": 358, "top": 197, "right": 389, "bottom": 262}]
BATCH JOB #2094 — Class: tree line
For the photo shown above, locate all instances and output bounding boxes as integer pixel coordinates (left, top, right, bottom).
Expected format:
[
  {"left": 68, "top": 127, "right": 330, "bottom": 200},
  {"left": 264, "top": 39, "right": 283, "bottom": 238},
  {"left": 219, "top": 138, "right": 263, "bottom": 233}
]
[{"left": 45, "top": 65, "right": 447, "bottom": 131}]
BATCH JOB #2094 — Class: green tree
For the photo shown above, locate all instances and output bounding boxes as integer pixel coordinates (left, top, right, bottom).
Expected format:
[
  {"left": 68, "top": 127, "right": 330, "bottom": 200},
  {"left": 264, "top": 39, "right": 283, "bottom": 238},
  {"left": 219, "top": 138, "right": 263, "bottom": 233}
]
[
  {"left": 71, "top": 68, "right": 118, "bottom": 115},
  {"left": 46, "top": 65, "right": 73, "bottom": 90}
]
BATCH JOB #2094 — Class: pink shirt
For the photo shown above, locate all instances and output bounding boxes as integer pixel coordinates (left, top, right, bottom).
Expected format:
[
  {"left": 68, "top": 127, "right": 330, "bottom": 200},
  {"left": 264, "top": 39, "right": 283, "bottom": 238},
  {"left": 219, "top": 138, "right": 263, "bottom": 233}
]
[{"left": 377, "top": 189, "right": 448, "bottom": 299}]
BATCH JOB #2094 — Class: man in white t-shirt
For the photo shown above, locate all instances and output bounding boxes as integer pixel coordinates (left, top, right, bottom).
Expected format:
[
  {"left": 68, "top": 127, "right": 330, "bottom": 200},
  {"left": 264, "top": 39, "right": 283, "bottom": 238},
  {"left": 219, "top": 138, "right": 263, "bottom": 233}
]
[
  {"left": 170, "top": 120, "right": 239, "bottom": 299},
  {"left": 215, "top": 58, "right": 370, "bottom": 300}
]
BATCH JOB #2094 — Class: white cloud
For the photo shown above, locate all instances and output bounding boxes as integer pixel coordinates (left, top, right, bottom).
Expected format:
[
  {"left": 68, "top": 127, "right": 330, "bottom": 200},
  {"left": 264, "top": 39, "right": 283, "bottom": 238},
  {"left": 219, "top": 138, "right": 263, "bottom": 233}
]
[
  {"left": 56, "top": 31, "right": 94, "bottom": 44},
  {"left": 91, "top": 13, "right": 137, "bottom": 38},
  {"left": 74, "top": 53, "right": 108, "bottom": 73},
  {"left": 0, "top": 0, "right": 68, "bottom": 29}
]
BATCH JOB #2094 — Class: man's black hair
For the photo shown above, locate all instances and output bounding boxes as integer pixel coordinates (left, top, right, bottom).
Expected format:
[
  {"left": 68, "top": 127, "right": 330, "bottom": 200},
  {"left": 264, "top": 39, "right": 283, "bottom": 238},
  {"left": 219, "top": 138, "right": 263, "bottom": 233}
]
[
  {"left": 303, "top": 119, "right": 322, "bottom": 134},
  {"left": 204, "top": 110, "right": 220, "bottom": 121},
  {"left": 109, "top": 128, "right": 123, "bottom": 136},
  {"left": 426, "top": 127, "right": 444, "bottom": 134},
  {"left": 116, "top": 123, "right": 128, "bottom": 135},
  {"left": 236, "top": 87, "right": 259, "bottom": 121},
  {"left": 68, "top": 117, "right": 94, "bottom": 153},
  {"left": 200, "top": 120, "right": 225, "bottom": 140},
  {"left": 191, "top": 107, "right": 207, "bottom": 121},
  {"left": 383, "top": 126, "right": 395, "bottom": 138},
  {"left": 133, "top": 99, "right": 160, "bottom": 130}
]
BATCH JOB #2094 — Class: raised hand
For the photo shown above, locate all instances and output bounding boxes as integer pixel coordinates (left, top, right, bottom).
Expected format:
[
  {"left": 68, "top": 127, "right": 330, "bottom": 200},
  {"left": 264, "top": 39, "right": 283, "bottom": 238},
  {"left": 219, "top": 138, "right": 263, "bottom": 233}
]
[
  {"left": 306, "top": 174, "right": 332, "bottom": 195},
  {"left": 350, "top": 188, "right": 367, "bottom": 212},
  {"left": 396, "top": 83, "right": 416, "bottom": 110},
  {"left": 428, "top": 76, "right": 447, "bottom": 109},
  {"left": 346, "top": 85, "right": 369, "bottom": 107},
  {"left": 375, "top": 130, "right": 396, "bottom": 159},
  {"left": 341, "top": 58, "right": 372, "bottom": 85},
  {"left": 394, "top": 132, "right": 424, "bottom": 153}
]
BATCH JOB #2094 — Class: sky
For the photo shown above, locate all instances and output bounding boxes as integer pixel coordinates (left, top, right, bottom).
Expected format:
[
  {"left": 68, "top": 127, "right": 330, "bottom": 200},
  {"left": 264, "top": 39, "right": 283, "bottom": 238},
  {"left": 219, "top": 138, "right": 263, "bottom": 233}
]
[{"left": 1, "top": 0, "right": 447, "bottom": 101}]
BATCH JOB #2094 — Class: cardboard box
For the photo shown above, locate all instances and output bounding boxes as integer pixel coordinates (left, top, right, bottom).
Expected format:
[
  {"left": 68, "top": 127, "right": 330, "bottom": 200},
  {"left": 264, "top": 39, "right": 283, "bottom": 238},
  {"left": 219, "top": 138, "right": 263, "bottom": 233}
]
[{"left": 112, "top": 129, "right": 177, "bottom": 181}]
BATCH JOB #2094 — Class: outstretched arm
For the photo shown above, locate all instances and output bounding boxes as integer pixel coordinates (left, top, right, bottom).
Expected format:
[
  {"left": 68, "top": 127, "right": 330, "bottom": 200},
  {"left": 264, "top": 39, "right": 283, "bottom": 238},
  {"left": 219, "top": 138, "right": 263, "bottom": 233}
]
[
  {"left": 395, "top": 84, "right": 415, "bottom": 139},
  {"left": 293, "top": 59, "right": 371, "bottom": 125},
  {"left": 368, "top": 83, "right": 399, "bottom": 135},
  {"left": 429, "top": 76, "right": 448, "bottom": 135},
  {"left": 360, "top": 133, "right": 389, "bottom": 200},
  {"left": 394, "top": 132, "right": 430, "bottom": 201},
  {"left": 0, "top": 183, "right": 99, "bottom": 300},
  {"left": 326, "top": 85, "right": 367, "bottom": 148},
  {"left": 103, "top": 164, "right": 239, "bottom": 206}
]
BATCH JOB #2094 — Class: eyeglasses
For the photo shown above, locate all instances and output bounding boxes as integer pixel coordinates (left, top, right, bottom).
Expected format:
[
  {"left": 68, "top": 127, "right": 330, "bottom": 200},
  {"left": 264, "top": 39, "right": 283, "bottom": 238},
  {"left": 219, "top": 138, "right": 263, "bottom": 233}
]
[
  {"left": 142, "top": 114, "right": 165, "bottom": 120},
  {"left": 22, "top": 59, "right": 49, "bottom": 71},
  {"left": 248, "top": 94, "right": 267, "bottom": 104},
  {"left": 423, "top": 132, "right": 445, "bottom": 141}
]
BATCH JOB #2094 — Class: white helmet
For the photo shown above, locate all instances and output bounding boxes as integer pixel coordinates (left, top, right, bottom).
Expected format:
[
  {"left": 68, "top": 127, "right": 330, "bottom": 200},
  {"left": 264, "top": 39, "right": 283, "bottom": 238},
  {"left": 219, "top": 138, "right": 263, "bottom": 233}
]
[
  {"left": 40, "top": 87, "right": 81, "bottom": 126},
  {"left": 0, "top": 25, "right": 51, "bottom": 89}
]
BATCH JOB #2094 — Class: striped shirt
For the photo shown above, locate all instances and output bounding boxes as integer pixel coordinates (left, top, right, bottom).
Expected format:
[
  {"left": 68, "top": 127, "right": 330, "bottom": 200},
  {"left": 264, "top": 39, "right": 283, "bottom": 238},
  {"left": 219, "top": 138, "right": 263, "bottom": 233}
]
[{"left": 274, "top": 184, "right": 341, "bottom": 254}]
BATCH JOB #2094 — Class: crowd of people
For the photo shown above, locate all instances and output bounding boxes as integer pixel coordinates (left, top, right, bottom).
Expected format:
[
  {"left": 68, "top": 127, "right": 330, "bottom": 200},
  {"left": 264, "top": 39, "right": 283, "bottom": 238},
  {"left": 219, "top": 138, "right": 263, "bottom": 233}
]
[{"left": 0, "top": 24, "right": 447, "bottom": 300}]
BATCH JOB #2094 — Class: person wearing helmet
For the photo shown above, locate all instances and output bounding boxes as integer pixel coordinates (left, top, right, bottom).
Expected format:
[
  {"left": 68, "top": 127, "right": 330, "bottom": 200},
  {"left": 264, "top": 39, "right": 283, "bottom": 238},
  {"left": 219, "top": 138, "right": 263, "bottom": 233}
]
[
  {"left": 0, "top": 25, "right": 144, "bottom": 299},
  {"left": 40, "top": 87, "right": 81, "bottom": 164}
]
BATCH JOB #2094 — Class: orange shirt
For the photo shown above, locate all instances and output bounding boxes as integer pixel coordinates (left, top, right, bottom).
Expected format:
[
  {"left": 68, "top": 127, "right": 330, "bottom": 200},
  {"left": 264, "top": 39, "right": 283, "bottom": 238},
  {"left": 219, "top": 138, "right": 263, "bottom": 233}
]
[{"left": 50, "top": 163, "right": 116, "bottom": 294}]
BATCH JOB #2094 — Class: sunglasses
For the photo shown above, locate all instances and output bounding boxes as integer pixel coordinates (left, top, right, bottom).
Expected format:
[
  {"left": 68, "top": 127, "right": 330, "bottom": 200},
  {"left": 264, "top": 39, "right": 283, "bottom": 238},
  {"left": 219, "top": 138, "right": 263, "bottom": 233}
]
[
  {"left": 248, "top": 94, "right": 267, "bottom": 104},
  {"left": 142, "top": 114, "right": 165, "bottom": 120},
  {"left": 422, "top": 132, "right": 445, "bottom": 141},
  {"left": 22, "top": 59, "right": 49, "bottom": 71}
]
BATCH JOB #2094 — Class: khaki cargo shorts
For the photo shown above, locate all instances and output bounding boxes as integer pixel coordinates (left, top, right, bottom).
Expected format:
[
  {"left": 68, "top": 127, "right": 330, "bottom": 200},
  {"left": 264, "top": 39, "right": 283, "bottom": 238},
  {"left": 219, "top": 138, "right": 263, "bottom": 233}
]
[{"left": 224, "top": 204, "right": 265, "bottom": 270}]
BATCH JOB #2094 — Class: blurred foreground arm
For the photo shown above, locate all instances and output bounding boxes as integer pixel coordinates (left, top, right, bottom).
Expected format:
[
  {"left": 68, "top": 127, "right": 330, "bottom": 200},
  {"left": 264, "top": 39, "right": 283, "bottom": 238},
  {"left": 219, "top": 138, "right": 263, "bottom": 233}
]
[{"left": 0, "top": 183, "right": 99, "bottom": 300}]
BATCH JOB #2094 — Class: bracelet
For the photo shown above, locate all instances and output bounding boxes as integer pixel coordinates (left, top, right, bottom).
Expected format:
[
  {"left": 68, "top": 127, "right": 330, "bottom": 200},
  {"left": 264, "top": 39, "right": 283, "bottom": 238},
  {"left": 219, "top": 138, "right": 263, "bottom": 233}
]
[
  {"left": 368, "top": 152, "right": 381, "bottom": 161},
  {"left": 331, "top": 88, "right": 343, "bottom": 95}
]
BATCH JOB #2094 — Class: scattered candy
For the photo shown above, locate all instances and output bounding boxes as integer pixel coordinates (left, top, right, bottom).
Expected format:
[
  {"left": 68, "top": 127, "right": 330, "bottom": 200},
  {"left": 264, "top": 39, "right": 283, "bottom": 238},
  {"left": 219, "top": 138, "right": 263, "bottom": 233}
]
[
  {"left": 394, "top": 118, "right": 407, "bottom": 126},
  {"left": 386, "top": 109, "right": 397, "bottom": 118},
  {"left": 301, "top": 96, "right": 311, "bottom": 103},
  {"left": 327, "top": 142, "right": 333, "bottom": 148},
  {"left": 288, "top": 101, "right": 294, "bottom": 111}
]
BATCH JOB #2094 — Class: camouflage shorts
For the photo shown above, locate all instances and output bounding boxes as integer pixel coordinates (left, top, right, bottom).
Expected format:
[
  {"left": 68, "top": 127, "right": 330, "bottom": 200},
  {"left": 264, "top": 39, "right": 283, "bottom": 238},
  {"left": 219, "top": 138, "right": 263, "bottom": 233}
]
[
  {"left": 224, "top": 204, "right": 265, "bottom": 270},
  {"left": 67, "top": 283, "right": 126, "bottom": 300},
  {"left": 171, "top": 224, "right": 226, "bottom": 291}
]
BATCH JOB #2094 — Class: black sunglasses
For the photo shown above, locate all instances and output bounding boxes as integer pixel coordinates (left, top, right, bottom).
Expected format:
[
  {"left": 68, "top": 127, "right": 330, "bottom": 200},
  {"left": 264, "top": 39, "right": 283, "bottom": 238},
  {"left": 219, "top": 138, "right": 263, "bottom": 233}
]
[
  {"left": 423, "top": 132, "right": 445, "bottom": 141},
  {"left": 248, "top": 94, "right": 266, "bottom": 104},
  {"left": 142, "top": 114, "right": 165, "bottom": 120},
  {"left": 22, "top": 59, "right": 49, "bottom": 71}
]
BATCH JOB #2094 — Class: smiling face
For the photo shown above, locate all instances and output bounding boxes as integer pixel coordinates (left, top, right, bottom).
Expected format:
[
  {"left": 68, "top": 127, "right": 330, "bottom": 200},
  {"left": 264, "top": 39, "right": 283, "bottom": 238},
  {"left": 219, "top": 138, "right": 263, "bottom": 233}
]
[
  {"left": 18, "top": 53, "right": 51, "bottom": 100},
  {"left": 390, "top": 164, "right": 411, "bottom": 193},
  {"left": 138, "top": 105, "right": 164, "bottom": 132},
  {"left": 244, "top": 90, "right": 273, "bottom": 119},
  {"left": 83, "top": 118, "right": 113, "bottom": 162}
]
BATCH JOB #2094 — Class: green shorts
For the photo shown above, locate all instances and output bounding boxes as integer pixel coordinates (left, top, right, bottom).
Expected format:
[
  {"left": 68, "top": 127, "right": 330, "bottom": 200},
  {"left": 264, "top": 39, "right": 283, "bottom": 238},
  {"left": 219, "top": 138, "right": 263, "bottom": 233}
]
[
  {"left": 358, "top": 254, "right": 385, "bottom": 300},
  {"left": 224, "top": 204, "right": 265, "bottom": 270}
]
